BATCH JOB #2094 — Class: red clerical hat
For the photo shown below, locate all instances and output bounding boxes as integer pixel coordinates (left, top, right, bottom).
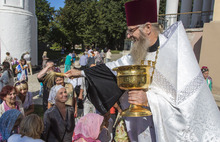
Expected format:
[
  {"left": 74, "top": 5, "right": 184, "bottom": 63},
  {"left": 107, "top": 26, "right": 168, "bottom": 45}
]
[{"left": 125, "top": 0, "right": 157, "bottom": 26}]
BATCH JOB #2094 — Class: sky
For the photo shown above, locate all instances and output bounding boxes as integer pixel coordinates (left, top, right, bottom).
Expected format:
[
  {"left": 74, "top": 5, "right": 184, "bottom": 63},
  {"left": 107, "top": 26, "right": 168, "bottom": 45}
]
[{"left": 47, "top": 0, "right": 65, "bottom": 10}]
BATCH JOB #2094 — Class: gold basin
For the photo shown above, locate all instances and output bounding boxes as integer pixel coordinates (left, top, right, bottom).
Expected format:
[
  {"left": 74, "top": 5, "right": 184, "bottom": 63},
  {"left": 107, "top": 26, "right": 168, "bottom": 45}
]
[{"left": 113, "top": 65, "right": 151, "bottom": 90}]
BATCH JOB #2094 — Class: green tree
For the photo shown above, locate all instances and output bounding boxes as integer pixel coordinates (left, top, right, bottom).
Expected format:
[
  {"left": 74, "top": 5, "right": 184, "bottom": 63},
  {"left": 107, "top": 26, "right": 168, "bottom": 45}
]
[
  {"left": 57, "top": 0, "right": 84, "bottom": 48},
  {"left": 97, "top": 0, "right": 129, "bottom": 49},
  {"left": 35, "top": 0, "right": 55, "bottom": 42},
  {"left": 57, "top": 0, "right": 130, "bottom": 50}
]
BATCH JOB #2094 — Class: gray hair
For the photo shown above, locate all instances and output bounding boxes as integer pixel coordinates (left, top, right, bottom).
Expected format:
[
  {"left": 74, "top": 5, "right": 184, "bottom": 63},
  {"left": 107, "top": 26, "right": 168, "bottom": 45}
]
[{"left": 139, "top": 22, "right": 163, "bottom": 35}]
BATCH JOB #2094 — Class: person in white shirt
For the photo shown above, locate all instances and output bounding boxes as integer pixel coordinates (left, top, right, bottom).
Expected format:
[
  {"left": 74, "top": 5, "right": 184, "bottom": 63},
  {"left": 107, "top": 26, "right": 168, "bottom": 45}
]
[
  {"left": 105, "top": 49, "right": 112, "bottom": 63},
  {"left": 23, "top": 52, "right": 32, "bottom": 75}
]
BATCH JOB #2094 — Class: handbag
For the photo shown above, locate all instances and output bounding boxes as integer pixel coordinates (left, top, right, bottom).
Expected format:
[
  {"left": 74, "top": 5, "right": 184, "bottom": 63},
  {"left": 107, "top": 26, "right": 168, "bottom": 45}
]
[
  {"left": 74, "top": 78, "right": 81, "bottom": 97},
  {"left": 77, "top": 99, "right": 84, "bottom": 109}
]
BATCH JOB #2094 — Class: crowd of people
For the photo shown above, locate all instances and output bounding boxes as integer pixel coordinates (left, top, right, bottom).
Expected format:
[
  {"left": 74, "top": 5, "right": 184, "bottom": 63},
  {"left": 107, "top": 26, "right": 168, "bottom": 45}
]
[
  {"left": 64, "top": 47, "right": 111, "bottom": 73},
  {"left": 0, "top": 49, "right": 118, "bottom": 141},
  {"left": 0, "top": 0, "right": 220, "bottom": 142}
]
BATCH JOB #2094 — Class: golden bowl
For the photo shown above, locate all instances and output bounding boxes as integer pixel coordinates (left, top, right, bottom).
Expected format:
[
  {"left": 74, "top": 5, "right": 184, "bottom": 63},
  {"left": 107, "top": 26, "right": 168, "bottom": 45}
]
[{"left": 113, "top": 65, "right": 151, "bottom": 90}]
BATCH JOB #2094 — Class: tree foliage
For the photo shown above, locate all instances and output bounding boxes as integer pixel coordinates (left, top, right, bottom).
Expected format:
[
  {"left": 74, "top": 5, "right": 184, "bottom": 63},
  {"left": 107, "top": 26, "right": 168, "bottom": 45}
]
[
  {"left": 36, "top": 0, "right": 152, "bottom": 50},
  {"left": 54, "top": 0, "right": 130, "bottom": 50},
  {"left": 35, "top": 0, "right": 55, "bottom": 42}
]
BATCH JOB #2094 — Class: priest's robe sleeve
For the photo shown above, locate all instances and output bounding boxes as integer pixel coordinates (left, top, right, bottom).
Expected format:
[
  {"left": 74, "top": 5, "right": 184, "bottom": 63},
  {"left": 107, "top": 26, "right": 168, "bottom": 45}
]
[{"left": 84, "top": 64, "right": 124, "bottom": 115}]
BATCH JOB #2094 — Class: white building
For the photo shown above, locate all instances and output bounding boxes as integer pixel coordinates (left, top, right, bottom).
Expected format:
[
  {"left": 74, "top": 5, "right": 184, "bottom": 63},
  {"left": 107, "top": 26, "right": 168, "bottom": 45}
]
[
  {"left": 159, "top": 0, "right": 215, "bottom": 29},
  {"left": 0, "top": 0, "right": 37, "bottom": 65}
]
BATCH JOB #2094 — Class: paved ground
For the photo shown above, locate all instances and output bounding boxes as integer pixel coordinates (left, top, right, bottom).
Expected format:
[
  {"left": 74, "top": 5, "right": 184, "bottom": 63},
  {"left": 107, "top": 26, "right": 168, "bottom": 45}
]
[{"left": 30, "top": 53, "right": 220, "bottom": 110}]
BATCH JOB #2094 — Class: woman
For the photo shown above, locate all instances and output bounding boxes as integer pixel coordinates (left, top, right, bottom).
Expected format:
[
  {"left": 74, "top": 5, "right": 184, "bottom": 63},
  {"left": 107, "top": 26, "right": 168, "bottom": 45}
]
[
  {"left": 73, "top": 113, "right": 105, "bottom": 142},
  {"left": 201, "top": 66, "right": 212, "bottom": 91},
  {"left": 43, "top": 85, "right": 75, "bottom": 142},
  {"left": 15, "top": 59, "right": 28, "bottom": 81},
  {"left": 100, "top": 50, "right": 105, "bottom": 64},
  {"left": 0, "top": 85, "right": 24, "bottom": 117},
  {"left": 42, "top": 51, "right": 49, "bottom": 69},
  {"left": 64, "top": 53, "right": 72, "bottom": 73},
  {"left": 14, "top": 80, "right": 34, "bottom": 116},
  {"left": 8, "top": 114, "right": 44, "bottom": 142},
  {"left": 0, "top": 109, "right": 23, "bottom": 141},
  {"left": 48, "top": 76, "right": 77, "bottom": 117},
  {"left": 0, "top": 62, "right": 14, "bottom": 91},
  {"left": 105, "top": 49, "right": 112, "bottom": 63},
  {"left": 94, "top": 51, "right": 102, "bottom": 65}
]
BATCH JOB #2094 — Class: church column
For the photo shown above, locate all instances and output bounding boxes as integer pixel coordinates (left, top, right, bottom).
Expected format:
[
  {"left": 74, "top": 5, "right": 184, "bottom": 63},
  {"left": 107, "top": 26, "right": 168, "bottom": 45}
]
[
  {"left": 179, "top": 0, "right": 192, "bottom": 28},
  {"left": 157, "top": 0, "right": 160, "bottom": 15},
  {"left": 202, "top": 0, "right": 212, "bottom": 23},
  {"left": 213, "top": 0, "right": 220, "bottom": 21},
  {"left": 191, "top": 0, "right": 203, "bottom": 28},
  {"left": 165, "top": 0, "right": 179, "bottom": 29}
]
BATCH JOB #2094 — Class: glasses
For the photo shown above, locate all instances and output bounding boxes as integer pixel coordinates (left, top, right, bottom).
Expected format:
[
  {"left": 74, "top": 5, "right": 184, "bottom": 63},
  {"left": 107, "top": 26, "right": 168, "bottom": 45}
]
[
  {"left": 15, "top": 80, "right": 27, "bottom": 86},
  {"left": 126, "top": 26, "right": 140, "bottom": 35}
]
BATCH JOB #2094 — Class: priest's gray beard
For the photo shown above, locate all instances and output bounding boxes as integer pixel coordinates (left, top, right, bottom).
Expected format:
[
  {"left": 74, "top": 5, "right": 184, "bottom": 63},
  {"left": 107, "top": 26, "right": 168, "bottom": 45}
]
[{"left": 130, "top": 30, "right": 150, "bottom": 65}]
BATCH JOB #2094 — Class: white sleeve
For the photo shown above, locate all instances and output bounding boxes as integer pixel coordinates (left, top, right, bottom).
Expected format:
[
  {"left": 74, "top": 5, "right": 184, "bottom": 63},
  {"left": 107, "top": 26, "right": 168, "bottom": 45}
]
[{"left": 48, "top": 86, "right": 56, "bottom": 104}]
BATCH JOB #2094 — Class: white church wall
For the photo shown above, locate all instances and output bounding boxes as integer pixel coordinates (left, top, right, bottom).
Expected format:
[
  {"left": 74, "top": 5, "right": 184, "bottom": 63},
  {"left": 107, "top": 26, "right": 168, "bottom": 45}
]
[{"left": 0, "top": 0, "right": 37, "bottom": 65}]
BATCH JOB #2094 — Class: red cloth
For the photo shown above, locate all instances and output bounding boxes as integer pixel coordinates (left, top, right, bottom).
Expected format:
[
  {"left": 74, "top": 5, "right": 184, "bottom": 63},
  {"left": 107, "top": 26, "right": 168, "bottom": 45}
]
[
  {"left": 110, "top": 107, "right": 116, "bottom": 114},
  {"left": 125, "top": 0, "right": 157, "bottom": 26}
]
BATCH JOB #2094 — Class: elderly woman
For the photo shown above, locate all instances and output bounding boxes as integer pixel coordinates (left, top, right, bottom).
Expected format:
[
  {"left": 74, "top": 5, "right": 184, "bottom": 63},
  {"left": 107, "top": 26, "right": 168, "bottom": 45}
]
[
  {"left": 48, "top": 76, "right": 77, "bottom": 117},
  {"left": 43, "top": 85, "right": 75, "bottom": 142},
  {"left": 0, "top": 86, "right": 24, "bottom": 117},
  {"left": 8, "top": 114, "right": 44, "bottom": 142},
  {"left": 0, "top": 109, "right": 23, "bottom": 141},
  {"left": 0, "top": 62, "right": 14, "bottom": 92},
  {"left": 14, "top": 80, "right": 34, "bottom": 116}
]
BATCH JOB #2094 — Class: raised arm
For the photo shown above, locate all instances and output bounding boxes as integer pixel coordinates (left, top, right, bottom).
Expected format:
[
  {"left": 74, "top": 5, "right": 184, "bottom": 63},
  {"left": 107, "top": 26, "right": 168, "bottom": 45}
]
[{"left": 37, "top": 62, "right": 54, "bottom": 79}]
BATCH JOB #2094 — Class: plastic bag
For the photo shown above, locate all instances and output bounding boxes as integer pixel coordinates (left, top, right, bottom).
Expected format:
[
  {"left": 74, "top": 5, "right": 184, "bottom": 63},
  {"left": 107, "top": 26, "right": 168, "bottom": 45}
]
[{"left": 19, "top": 70, "right": 26, "bottom": 81}]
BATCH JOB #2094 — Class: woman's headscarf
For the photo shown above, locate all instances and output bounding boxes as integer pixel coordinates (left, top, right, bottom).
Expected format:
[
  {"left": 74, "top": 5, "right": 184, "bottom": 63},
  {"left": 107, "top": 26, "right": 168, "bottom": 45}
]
[
  {"left": 55, "top": 85, "right": 65, "bottom": 95},
  {"left": 51, "top": 85, "right": 65, "bottom": 102},
  {"left": 74, "top": 113, "right": 104, "bottom": 142},
  {"left": 0, "top": 109, "right": 22, "bottom": 140}
]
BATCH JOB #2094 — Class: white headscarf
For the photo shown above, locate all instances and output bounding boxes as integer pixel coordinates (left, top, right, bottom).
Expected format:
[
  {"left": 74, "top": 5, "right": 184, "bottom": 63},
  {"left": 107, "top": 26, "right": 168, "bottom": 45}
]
[
  {"left": 48, "top": 85, "right": 65, "bottom": 104},
  {"left": 55, "top": 85, "right": 65, "bottom": 97}
]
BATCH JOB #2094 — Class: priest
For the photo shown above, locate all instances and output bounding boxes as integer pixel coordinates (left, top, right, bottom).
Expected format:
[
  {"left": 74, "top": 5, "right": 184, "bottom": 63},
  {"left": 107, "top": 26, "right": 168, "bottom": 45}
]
[{"left": 66, "top": 0, "right": 220, "bottom": 141}]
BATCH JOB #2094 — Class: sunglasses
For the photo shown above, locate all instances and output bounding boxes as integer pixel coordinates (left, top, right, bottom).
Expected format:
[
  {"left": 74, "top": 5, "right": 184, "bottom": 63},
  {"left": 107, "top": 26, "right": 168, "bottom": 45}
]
[{"left": 15, "top": 80, "right": 27, "bottom": 86}]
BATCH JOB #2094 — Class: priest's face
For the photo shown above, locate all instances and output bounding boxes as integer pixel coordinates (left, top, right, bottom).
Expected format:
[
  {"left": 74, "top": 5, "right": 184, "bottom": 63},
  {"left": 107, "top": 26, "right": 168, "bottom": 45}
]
[{"left": 127, "top": 25, "right": 151, "bottom": 65}]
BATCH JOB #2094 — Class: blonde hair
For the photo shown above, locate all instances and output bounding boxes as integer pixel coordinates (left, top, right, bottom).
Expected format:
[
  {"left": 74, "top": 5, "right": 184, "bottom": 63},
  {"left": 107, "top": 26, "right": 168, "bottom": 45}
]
[
  {"left": 19, "top": 114, "right": 44, "bottom": 139},
  {"left": 14, "top": 81, "right": 28, "bottom": 92},
  {"left": 43, "top": 51, "right": 47, "bottom": 56}
]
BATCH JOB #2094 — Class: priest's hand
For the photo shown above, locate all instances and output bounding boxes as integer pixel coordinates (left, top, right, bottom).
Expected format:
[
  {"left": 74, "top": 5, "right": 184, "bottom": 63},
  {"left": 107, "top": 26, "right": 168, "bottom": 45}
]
[
  {"left": 65, "top": 69, "right": 82, "bottom": 78},
  {"left": 128, "top": 90, "right": 148, "bottom": 106}
]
